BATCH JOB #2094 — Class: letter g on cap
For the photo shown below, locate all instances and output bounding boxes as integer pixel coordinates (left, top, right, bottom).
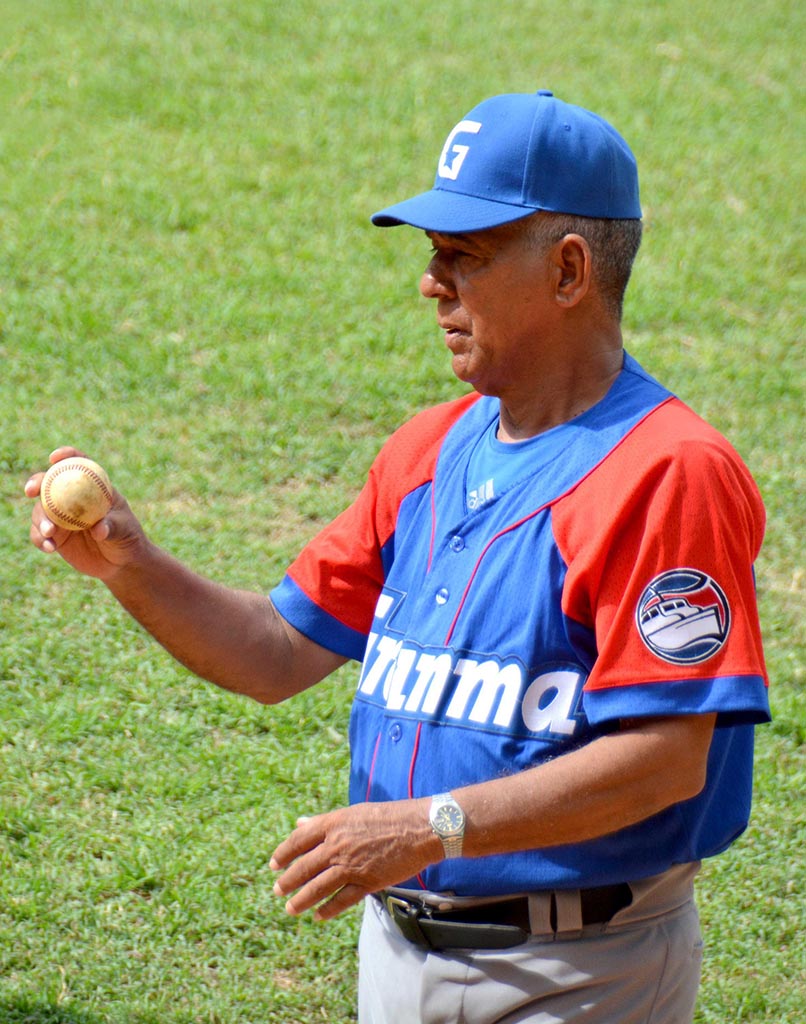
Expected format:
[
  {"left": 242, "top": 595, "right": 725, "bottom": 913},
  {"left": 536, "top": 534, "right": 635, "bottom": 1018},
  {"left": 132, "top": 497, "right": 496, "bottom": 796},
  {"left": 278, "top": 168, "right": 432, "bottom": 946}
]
[{"left": 438, "top": 119, "right": 482, "bottom": 180}]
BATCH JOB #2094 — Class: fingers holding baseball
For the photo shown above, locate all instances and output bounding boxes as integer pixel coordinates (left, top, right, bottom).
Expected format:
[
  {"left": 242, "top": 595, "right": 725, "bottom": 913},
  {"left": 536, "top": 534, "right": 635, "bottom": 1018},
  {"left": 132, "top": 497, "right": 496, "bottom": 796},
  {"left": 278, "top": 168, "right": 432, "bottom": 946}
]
[
  {"left": 25, "top": 447, "right": 146, "bottom": 580},
  {"left": 25, "top": 447, "right": 87, "bottom": 501},
  {"left": 47, "top": 444, "right": 90, "bottom": 466}
]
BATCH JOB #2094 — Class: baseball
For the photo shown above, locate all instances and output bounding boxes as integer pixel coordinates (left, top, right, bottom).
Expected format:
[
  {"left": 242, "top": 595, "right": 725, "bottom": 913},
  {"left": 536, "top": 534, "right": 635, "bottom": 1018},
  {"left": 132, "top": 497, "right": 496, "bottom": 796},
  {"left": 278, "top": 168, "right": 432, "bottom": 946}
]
[{"left": 41, "top": 457, "right": 114, "bottom": 531}]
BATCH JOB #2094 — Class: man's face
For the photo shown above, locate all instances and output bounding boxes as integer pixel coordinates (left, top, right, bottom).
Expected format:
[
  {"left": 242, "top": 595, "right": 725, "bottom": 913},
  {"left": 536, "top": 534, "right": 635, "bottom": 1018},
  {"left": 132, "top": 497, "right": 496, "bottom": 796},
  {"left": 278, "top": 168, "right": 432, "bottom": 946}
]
[{"left": 419, "top": 218, "right": 557, "bottom": 397}]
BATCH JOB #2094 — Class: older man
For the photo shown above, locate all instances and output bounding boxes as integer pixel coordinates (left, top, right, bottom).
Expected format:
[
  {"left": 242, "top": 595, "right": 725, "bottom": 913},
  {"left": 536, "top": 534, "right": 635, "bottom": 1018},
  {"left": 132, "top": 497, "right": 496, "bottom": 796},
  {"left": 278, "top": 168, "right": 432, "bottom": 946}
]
[{"left": 28, "top": 90, "right": 769, "bottom": 1023}]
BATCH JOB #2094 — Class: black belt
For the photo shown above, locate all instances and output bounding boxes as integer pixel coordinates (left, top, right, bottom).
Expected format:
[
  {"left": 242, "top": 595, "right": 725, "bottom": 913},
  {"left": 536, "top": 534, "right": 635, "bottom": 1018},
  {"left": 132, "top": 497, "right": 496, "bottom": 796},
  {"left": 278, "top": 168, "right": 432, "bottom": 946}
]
[{"left": 375, "top": 883, "right": 632, "bottom": 951}]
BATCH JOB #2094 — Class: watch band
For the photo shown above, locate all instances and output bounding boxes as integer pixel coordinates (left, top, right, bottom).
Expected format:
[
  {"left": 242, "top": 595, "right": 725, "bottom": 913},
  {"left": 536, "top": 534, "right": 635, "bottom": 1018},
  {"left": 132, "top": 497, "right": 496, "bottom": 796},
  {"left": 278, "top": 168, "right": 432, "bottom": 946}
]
[
  {"left": 429, "top": 791, "right": 465, "bottom": 859},
  {"left": 439, "top": 832, "right": 464, "bottom": 858}
]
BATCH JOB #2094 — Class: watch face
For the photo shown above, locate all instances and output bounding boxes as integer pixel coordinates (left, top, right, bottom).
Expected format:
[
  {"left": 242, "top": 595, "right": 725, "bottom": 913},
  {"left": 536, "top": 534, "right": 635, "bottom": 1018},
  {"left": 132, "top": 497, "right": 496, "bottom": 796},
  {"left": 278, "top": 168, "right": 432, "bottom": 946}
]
[{"left": 434, "top": 804, "right": 463, "bottom": 835}]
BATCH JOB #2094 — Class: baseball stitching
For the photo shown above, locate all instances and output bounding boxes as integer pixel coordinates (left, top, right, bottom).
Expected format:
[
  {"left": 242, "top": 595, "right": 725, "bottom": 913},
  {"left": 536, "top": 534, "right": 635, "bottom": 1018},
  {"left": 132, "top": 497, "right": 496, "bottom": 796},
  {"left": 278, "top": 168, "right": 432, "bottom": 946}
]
[{"left": 42, "top": 463, "right": 112, "bottom": 529}]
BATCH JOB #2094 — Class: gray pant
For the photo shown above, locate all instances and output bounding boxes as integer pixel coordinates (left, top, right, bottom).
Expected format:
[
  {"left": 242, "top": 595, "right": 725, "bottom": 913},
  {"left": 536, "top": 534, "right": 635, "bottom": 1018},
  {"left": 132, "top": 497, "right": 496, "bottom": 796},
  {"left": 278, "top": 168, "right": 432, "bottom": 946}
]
[{"left": 358, "top": 864, "right": 703, "bottom": 1024}]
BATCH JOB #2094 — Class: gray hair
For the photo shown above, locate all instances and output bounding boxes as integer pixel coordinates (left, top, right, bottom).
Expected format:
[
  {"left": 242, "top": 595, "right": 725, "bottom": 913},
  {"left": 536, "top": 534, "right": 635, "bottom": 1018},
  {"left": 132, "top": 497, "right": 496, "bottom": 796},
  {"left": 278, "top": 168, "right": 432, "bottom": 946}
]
[{"left": 525, "top": 212, "right": 643, "bottom": 320}]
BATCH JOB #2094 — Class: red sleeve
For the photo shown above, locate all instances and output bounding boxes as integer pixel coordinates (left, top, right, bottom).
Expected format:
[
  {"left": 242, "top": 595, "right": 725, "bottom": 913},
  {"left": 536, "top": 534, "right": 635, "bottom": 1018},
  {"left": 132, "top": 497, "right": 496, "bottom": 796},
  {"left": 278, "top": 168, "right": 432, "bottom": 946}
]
[
  {"left": 552, "top": 400, "right": 768, "bottom": 696},
  {"left": 284, "top": 393, "right": 479, "bottom": 636}
]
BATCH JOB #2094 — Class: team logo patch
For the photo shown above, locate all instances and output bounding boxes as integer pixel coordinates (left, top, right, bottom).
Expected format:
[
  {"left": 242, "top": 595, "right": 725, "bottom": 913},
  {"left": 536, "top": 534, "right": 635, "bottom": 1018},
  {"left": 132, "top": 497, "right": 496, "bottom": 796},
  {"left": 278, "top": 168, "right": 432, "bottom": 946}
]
[{"left": 636, "top": 569, "right": 731, "bottom": 665}]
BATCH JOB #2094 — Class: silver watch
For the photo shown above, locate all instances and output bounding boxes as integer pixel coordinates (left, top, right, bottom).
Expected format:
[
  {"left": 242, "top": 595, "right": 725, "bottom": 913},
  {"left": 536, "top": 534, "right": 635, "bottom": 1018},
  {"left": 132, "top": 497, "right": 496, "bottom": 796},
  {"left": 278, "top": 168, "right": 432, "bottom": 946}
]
[{"left": 429, "top": 792, "right": 465, "bottom": 859}]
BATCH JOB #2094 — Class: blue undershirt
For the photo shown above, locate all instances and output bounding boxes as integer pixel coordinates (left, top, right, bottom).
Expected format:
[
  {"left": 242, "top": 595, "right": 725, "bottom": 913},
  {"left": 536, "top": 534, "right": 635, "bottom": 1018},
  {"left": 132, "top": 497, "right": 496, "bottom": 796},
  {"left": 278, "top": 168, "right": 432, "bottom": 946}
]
[{"left": 465, "top": 417, "right": 571, "bottom": 511}]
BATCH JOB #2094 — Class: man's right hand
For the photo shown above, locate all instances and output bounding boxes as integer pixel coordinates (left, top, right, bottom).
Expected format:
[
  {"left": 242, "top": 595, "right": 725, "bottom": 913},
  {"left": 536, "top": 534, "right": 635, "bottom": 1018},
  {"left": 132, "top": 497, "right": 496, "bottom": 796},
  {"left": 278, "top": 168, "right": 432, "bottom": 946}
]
[
  {"left": 25, "top": 445, "right": 347, "bottom": 703},
  {"left": 25, "top": 446, "right": 148, "bottom": 582}
]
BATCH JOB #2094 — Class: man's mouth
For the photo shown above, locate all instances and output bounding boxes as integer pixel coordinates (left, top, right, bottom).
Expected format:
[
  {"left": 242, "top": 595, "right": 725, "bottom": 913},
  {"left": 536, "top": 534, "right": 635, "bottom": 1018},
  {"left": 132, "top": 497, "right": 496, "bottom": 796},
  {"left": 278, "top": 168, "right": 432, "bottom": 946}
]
[{"left": 439, "top": 322, "right": 469, "bottom": 348}]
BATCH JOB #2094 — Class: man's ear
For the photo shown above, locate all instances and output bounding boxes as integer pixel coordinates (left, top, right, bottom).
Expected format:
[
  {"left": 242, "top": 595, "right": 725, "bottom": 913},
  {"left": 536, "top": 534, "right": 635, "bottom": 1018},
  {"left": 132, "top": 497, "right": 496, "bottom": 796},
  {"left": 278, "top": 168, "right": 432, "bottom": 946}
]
[{"left": 551, "top": 233, "right": 592, "bottom": 308}]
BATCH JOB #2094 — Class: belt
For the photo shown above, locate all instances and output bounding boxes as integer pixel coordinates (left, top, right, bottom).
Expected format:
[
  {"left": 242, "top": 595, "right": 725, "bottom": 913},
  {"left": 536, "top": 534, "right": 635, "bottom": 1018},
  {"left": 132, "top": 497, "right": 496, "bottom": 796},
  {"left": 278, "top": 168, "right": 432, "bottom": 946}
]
[{"left": 374, "top": 883, "right": 633, "bottom": 951}]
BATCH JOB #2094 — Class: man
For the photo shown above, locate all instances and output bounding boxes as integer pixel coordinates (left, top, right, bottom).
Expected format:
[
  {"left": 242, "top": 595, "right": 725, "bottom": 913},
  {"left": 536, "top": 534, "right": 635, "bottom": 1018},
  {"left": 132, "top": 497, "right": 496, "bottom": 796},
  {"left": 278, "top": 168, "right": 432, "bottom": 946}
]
[{"left": 28, "top": 90, "right": 769, "bottom": 1023}]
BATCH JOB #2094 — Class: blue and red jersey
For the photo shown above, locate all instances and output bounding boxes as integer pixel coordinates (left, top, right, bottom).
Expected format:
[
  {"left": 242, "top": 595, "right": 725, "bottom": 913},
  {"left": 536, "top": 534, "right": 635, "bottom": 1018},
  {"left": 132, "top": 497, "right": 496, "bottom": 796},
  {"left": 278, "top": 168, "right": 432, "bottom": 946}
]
[{"left": 271, "top": 353, "right": 769, "bottom": 894}]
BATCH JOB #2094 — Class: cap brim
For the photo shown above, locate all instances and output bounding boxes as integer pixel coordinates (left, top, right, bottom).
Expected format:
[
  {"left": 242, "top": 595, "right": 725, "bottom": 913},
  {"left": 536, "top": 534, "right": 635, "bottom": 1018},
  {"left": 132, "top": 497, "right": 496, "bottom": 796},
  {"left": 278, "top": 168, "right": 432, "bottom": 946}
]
[{"left": 371, "top": 187, "right": 537, "bottom": 233}]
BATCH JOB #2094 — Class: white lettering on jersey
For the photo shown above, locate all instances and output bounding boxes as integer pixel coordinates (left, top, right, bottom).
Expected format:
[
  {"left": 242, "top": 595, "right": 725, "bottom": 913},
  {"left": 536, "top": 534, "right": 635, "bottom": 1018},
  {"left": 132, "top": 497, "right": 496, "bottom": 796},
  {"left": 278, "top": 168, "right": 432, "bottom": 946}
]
[
  {"left": 359, "top": 589, "right": 406, "bottom": 694},
  {"left": 447, "top": 658, "right": 521, "bottom": 727},
  {"left": 359, "top": 635, "right": 402, "bottom": 696},
  {"left": 374, "top": 593, "right": 395, "bottom": 619},
  {"left": 438, "top": 120, "right": 482, "bottom": 181},
  {"left": 521, "top": 669, "right": 583, "bottom": 736},
  {"left": 359, "top": 636, "right": 585, "bottom": 739},
  {"left": 406, "top": 652, "right": 454, "bottom": 715},
  {"left": 384, "top": 646, "right": 417, "bottom": 709}
]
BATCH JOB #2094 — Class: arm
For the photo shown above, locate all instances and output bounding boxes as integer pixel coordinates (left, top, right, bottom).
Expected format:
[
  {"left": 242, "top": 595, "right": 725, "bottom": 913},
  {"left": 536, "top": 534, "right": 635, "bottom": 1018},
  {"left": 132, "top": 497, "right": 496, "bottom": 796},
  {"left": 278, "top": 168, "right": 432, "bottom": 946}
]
[
  {"left": 270, "top": 711, "right": 716, "bottom": 919},
  {"left": 104, "top": 546, "right": 346, "bottom": 703},
  {"left": 26, "top": 448, "right": 346, "bottom": 702}
]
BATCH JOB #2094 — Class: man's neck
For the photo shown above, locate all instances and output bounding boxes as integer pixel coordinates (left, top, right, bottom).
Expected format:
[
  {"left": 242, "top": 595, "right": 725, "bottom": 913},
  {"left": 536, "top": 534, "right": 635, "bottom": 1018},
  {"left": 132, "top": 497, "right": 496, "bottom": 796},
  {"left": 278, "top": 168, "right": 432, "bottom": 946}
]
[{"left": 496, "top": 345, "right": 624, "bottom": 442}]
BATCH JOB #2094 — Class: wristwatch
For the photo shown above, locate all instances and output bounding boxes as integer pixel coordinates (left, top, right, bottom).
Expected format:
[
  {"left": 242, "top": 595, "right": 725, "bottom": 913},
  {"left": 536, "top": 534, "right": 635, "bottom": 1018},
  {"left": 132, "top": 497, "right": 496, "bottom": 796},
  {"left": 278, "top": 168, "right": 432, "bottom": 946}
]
[{"left": 429, "top": 792, "right": 465, "bottom": 859}]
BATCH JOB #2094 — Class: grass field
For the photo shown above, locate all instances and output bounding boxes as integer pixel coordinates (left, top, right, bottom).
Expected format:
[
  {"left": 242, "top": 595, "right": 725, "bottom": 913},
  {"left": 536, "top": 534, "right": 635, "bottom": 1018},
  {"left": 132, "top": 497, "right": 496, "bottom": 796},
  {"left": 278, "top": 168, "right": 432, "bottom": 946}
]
[{"left": 0, "top": 0, "right": 804, "bottom": 1020}]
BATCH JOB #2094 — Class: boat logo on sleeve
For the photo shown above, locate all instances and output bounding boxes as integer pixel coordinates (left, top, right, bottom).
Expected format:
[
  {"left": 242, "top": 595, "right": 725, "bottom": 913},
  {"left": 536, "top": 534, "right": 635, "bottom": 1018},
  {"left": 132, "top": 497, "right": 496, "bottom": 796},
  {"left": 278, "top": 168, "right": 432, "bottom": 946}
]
[{"left": 636, "top": 568, "right": 731, "bottom": 665}]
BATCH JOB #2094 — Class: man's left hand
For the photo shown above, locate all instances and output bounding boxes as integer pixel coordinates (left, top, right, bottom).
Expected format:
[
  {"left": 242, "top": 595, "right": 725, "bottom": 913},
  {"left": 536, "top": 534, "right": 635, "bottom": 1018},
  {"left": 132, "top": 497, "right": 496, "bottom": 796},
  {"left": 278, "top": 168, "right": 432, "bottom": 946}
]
[{"left": 270, "top": 799, "right": 441, "bottom": 920}]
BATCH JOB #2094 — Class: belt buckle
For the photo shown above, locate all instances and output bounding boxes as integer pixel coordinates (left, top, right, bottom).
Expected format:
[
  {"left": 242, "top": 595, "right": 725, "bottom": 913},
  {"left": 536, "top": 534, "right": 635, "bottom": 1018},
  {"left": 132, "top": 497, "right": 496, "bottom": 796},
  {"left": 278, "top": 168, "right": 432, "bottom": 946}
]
[
  {"left": 380, "top": 893, "right": 529, "bottom": 951},
  {"left": 382, "top": 894, "right": 432, "bottom": 949}
]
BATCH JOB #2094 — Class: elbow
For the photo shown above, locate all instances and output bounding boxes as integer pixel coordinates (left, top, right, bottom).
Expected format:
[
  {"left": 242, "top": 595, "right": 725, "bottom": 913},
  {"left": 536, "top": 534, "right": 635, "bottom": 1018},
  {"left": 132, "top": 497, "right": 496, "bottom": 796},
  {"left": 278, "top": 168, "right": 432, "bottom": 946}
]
[
  {"left": 251, "top": 687, "right": 290, "bottom": 707},
  {"left": 640, "top": 756, "right": 707, "bottom": 822},
  {"left": 632, "top": 712, "right": 716, "bottom": 813},
  {"left": 661, "top": 713, "right": 716, "bottom": 806},
  {"left": 674, "top": 761, "right": 708, "bottom": 804},
  {"left": 199, "top": 661, "right": 295, "bottom": 707},
  {"left": 232, "top": 671, "right": 298, "bottom": 706}
]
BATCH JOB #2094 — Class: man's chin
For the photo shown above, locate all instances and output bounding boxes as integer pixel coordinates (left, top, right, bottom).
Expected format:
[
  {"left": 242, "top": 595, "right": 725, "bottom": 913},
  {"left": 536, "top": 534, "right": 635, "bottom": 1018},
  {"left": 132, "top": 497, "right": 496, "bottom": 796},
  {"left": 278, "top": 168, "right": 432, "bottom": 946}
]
[
  {"left": 450, "top": 356, "right": 482, "bottom": 390},
  {"left": 452, "top": 366, "right": 497, "bottom": 398}
]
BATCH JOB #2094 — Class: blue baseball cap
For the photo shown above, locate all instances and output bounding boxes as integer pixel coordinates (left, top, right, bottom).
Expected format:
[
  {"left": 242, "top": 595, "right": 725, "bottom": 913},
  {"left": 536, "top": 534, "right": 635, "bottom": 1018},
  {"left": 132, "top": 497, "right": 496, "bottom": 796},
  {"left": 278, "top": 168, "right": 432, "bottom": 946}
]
[{"left": 371, "top": 90, "right": 641, "bottom": 232}]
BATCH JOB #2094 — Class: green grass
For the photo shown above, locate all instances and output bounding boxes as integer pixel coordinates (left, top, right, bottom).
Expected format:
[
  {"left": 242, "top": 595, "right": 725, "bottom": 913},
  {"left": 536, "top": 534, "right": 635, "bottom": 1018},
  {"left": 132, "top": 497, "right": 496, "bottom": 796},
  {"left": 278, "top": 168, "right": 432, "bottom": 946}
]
[{"left": 0, "top": 0, "right": 804, "bottom": 1020}]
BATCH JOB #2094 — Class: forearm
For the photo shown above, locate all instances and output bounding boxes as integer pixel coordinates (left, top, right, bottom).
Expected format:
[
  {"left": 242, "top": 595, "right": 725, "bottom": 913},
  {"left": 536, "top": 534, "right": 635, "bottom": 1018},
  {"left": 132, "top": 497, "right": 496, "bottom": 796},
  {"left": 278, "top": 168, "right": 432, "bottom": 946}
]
[
  {"left": 105, "top": 540, "right": 341, "bottom": 703},
  {"left": 27, "top": 452, "right": 346, "bottom": 703},
  {"left": 271, "top": 713, "right": 716, "bottom": 918},
  {"left": 458, "top": 714, "right": 715, "bottom": 858}
]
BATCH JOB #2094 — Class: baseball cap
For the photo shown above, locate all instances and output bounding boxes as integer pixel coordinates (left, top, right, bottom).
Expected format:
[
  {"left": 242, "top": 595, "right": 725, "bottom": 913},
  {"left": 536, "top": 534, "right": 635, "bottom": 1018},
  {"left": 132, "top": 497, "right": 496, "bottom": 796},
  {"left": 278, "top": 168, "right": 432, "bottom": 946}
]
[{"left": 371, "top": 90, "right": 641, "bottom": 232}]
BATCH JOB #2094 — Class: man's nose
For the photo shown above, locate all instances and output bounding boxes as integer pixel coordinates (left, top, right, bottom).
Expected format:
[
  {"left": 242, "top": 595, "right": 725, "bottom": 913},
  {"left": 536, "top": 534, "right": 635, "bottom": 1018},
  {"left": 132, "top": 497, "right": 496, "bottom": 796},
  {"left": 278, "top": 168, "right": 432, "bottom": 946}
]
[{"left": 419, "top": 258, "right": 455, "bottom": 300}]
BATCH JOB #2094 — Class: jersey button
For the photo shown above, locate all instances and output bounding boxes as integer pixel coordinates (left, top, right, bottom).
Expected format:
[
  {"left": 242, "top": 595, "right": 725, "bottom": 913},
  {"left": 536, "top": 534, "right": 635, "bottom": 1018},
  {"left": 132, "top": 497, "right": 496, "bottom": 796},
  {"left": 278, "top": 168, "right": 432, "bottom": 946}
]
[
  {"left": 435, "top": 587, "right": 449, "bottom": 605},
  {"left": 389, "top": 723, "right": 402, "bottom": 742},
  {"left": 449, "top": 535, "right": 465, "bottom": 552}
]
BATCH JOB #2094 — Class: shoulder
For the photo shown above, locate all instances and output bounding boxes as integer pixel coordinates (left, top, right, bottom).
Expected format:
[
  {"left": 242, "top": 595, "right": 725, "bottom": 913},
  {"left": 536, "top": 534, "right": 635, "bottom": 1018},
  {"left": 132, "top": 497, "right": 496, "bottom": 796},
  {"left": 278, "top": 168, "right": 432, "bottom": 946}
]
[
  {"left": 623, "top": 398, "right": 763, "bottom": 503},
  {"left": 371, "top": 391, "right": 482, "bottom": 481},
  {"left": 555, "top": 396, "right": 765, "bottom": 559},
  {"left": 590, "top": 395, "right": 761, "bottom": 493}
]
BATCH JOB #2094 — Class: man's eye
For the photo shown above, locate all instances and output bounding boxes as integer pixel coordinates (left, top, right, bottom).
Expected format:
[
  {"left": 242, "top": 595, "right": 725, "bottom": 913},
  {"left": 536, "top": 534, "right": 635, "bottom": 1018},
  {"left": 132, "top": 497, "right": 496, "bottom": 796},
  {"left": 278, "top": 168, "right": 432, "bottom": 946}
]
[{"left": 430, "top": 246, "right": 468, "bottom": 260}]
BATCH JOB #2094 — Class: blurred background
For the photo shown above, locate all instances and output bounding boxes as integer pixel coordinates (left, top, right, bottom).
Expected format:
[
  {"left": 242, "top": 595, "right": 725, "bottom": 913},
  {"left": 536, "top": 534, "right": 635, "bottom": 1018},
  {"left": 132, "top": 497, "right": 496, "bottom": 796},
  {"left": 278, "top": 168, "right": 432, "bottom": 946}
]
[{"left": 0, "top": 1, "right": 803, "bottom": 1020}]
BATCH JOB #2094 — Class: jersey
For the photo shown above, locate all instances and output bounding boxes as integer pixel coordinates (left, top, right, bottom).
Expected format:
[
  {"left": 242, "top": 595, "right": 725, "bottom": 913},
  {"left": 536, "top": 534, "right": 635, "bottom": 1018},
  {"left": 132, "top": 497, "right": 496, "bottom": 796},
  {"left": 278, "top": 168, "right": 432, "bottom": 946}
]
[{"left": 271, "top": 352, "right": 770, "bottom": 895}]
